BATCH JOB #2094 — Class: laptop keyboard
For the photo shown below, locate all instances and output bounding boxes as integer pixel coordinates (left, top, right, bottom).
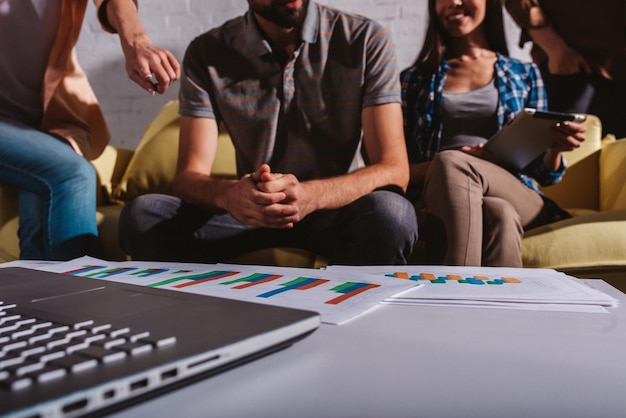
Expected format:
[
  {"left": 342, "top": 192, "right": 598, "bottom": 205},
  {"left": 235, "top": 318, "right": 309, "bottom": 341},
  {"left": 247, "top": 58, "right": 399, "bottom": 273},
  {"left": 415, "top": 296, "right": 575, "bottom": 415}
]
[{"left": 0, "top": 301, "right": 176, "bottom": 392}]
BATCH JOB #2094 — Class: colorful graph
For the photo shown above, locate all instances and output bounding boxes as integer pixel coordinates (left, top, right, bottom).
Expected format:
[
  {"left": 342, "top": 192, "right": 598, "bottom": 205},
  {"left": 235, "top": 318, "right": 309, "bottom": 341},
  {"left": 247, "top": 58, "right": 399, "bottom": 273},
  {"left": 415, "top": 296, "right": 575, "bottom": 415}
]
[
  {"left": 326, "top": 282, "right": 381, "bottom": 305},
  {"left": 130, "top": 268, "right": 170, "bottom": 278},
  {"left": 257, "top": 277, "right": 329, "bottom": 298},
  {"left": 388, "top": 272, "right": 521, "bottom": 285},
  {"left": 46, "top": 257, "right": 419, "bottom": 325},
  {"left": 147, "top": 270, "right": 239, "bottom": 288},
  {"left": 61, "top": 265, "right": 389, "bottom": 305},
  {"left": 220, "top": 273, "right": 283, "bottom": 289}
]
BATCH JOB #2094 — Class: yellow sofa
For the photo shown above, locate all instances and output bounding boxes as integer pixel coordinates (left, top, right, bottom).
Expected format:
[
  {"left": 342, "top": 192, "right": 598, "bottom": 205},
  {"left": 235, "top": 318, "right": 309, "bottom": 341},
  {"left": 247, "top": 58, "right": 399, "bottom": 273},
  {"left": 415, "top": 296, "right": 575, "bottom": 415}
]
[{"left": 1, "top": 101, "right": 625, "bottom": 280}]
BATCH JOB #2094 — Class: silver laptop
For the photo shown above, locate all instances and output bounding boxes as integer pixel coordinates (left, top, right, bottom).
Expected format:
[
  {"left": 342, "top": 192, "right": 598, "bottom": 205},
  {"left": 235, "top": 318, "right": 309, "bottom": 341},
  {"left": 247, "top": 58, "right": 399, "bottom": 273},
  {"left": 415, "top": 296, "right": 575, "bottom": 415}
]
[{"left": 0, "top": 267, "right": 320, "bottom": 417}]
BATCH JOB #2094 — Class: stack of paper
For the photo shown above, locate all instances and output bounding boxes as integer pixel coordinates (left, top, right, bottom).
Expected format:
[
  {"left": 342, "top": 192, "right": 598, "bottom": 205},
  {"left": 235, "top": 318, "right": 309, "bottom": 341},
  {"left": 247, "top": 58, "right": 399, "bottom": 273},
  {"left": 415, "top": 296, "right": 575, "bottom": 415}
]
[{"left": 325, "top": 265, "right": 619, "bottom": 313}]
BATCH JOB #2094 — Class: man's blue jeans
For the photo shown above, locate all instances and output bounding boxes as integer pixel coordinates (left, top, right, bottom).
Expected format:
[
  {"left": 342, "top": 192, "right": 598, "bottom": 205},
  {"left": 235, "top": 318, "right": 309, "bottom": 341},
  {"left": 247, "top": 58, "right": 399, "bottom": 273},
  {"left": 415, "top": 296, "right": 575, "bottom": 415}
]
[
  {"left": 119, "top": 190, "right": 418, "bottom": 265},
  {"left": 0, "top": 116, "right": 102, "bottom": 260}
]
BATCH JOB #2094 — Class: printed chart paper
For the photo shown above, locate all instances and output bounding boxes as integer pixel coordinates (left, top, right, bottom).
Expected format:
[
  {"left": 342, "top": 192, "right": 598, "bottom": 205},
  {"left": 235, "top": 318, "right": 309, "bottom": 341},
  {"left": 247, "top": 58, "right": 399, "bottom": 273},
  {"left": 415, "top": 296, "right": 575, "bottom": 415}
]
[
  {"left": 22, "top": 257, "right": 418, "bottom": 325},
  {"left": 325, "top": 265, "right": 618, "bottom": 312}
]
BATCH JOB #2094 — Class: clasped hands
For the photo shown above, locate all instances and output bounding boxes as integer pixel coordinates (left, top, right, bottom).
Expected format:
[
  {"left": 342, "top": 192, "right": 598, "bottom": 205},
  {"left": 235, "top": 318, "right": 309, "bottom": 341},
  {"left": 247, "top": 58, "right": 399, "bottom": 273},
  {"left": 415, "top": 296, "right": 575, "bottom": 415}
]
[{"left": 226, "top": 164, "right": 315, "bottom": 229}]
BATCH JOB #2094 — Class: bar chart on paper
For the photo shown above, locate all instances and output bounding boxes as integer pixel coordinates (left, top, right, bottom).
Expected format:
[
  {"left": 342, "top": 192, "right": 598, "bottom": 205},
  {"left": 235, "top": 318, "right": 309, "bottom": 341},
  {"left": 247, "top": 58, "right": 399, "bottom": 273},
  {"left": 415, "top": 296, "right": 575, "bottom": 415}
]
[
  {"left": 324, "top": 265, "right": 619, "bottom": 311},
  {"left": 388, "top": 271, "right": 522, "bottom": 285},
  {"left": 35, "top": 257, "right": 418, "bottom": 325}
]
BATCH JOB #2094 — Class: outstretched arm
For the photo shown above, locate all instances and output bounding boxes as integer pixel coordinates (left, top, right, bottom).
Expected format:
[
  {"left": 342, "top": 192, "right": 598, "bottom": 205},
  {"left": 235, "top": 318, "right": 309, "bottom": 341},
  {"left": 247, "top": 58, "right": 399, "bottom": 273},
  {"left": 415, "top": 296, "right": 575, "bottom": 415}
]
[{"left": 95, "top": 0, "right": 181, "bottom": 94}]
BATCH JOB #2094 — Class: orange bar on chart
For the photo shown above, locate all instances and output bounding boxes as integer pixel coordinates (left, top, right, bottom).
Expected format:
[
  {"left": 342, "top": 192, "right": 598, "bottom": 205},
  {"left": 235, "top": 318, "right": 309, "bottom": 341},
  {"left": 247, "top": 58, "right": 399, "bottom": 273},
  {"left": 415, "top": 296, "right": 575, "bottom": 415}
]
[
  {"left": 446, "top": 274, "right": 463, "bottom": 281},
  {"left": 393, "top": 272, "right": 410, "bottom": 279},
  {"left": 501, "top": 277, "right": 521, "bottom": 283},
  {"left": 420, "top": 273, "right": 437, "bottom": 281}
]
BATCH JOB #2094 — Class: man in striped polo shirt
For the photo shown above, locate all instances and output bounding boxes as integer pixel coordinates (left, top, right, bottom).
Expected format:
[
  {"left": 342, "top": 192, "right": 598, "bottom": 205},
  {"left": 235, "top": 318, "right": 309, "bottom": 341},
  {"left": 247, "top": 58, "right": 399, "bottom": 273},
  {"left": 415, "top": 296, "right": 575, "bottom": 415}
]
[{"left": 120, "top": 0, "right": 418, "bottom": 265}]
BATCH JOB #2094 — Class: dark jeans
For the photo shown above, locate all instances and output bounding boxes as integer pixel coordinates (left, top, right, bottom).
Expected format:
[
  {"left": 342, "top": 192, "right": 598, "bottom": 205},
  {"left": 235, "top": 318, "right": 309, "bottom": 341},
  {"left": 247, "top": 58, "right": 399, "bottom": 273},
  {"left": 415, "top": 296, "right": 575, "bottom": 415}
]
[
  {"left": 119, "top": 190, "right": 418, "bottom": 265},
  {"left": 540, "top": 63, "right": 626, "bottom": 138}
]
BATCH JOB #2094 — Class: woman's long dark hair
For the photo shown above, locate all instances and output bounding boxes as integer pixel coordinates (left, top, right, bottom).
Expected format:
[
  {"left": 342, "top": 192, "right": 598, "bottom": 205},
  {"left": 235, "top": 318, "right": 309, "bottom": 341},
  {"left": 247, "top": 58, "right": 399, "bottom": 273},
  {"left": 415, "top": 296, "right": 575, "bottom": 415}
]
[{"left": 413, "top": 0, "right": 509, "bottom": 76}]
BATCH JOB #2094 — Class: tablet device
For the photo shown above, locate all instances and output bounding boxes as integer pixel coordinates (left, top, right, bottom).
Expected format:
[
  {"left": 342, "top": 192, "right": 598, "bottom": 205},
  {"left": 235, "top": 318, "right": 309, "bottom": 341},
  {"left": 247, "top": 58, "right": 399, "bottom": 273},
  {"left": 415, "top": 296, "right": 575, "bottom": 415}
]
[{"left": 483, "top": 108, "right": 585, "bottom": 170}]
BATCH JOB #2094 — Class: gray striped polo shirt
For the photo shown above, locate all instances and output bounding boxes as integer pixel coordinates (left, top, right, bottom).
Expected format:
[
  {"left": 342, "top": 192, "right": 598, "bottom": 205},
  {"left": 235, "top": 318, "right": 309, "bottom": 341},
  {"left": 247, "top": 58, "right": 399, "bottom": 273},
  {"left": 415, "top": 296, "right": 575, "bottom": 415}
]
[{"left": 178, "top": 1, "right": 401, "bottom": 181}]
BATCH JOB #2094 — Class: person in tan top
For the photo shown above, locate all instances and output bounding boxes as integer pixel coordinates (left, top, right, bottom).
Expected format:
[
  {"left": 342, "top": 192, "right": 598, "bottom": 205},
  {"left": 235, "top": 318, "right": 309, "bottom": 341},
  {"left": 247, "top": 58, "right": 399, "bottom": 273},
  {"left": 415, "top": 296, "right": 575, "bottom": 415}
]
[
  {"left": 0, "top": 0, "right": 180, "bottom": 260},
  {"left": 504, "top": 0, "right": 626, "bottom": 137}
]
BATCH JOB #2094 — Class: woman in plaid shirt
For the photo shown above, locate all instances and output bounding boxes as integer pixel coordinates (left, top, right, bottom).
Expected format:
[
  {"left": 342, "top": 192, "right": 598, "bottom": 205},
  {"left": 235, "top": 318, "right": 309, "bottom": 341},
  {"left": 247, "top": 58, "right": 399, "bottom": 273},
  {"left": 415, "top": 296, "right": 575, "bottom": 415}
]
[{"left": 400, "top": 0, "right": 585, "bottom": 267}]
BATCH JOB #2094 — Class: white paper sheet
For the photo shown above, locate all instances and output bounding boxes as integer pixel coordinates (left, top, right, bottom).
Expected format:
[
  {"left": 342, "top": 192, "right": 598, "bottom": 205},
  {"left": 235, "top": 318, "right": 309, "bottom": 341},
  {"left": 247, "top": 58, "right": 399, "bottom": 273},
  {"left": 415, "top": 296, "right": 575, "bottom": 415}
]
[
  {"left": 325, "top": 265, "right": 618, "bottom": 312},
  {"left": 16, "top": 257, "right": 419, "bottom": 325}
]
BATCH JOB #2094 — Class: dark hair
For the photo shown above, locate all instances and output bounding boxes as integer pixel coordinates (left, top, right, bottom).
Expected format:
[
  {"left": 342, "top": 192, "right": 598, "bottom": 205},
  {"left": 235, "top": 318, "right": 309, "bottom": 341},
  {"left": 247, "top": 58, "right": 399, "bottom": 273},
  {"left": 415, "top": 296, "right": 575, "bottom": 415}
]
[{"left": 412, "top": 0, "right": 509, "bottom": 75}]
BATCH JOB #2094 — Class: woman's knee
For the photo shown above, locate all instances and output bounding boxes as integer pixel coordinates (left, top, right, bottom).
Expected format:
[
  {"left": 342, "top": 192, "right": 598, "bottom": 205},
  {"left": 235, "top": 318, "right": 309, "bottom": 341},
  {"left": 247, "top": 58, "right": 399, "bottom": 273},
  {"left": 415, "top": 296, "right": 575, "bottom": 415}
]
[{"left": 56, "top": 156, "right": 97, "bottom": 196}]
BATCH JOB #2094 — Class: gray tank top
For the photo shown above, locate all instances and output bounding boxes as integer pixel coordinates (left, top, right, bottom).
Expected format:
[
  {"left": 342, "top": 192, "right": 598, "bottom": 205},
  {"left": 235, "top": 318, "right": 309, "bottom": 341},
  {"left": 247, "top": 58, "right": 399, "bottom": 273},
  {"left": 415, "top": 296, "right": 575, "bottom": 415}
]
[
  {"left": 440, "top": 80, "right": 499, "bottom": 150},
  {"left": 0, "top": 0, "right": 62, "bottom": 127}
]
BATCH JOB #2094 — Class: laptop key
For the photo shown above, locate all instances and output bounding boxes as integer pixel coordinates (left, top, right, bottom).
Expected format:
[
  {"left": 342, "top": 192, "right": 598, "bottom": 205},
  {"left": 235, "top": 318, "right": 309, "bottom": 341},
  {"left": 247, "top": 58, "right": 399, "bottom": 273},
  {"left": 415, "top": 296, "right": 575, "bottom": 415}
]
[
  {"left": 0, "top": 323, "right": 20, "bottom": 335},
  {"left": 128, "top": 330, "right": 150, "bottom": 343},
  {"left": 28, "top": 330, "right": 53, "bottom": 345},
  {"left": 109, "top": 327, "right": 130, "bottom": 338},
  {"left": 93, "top": 337, "right": 126, "bottom": 350},
  {"left": 0, "top": 303, "right": 17, "bottom": 311},
  {"left": 46, "top": 337, "right": 71, "bottom": 350},
  {"left": 12, "top": 327, "right": 38, "bottom": 341},
  {"left": 76, "top": 346, "right": 126, "bottom": 364},
  {"left": 34, "top": 366, "right": 67, "bottom": 383},
  {"left": 115, "top": 341, "right": 153, "bottom": 356},
  {"left": 10, "top": 361, "right": 45, "bottom": 377},
  {"left": 53, "top": 340, "right": 90, "bottom": 355},
  {"left": 47, "top": 325, "right": 70, "bottom": 335},
  {"left": 20, "top": 345, "right": 47, "bottom": 359},
  {"left": 0, "top": 375, "right": 31, "bottom": 391},
  {"left": 2, "top": 340, "right": 28, "bottom": 354},
  {"left": 15, "top": 318, "right": 37, "bottom": 327},
  {"left": 71, "top": 319, "right": 94, "bottom": 330},
  {"left": 51, "top": 354, "right": 98, "bottom": 373},
  {"left": 31, "top": 321, "right": 53, "bottom": 331},
  {"left": 0, "top": 354, "right": 24, "bottom": 369},
  {"left": 89, "top": 323, "right": 112, "bottom": 334},
  {"left": 139, "top": 335, "right": 176, "bottom": 348},
  {"left": 0, "top": 315, "right": 20, "bottom": 326},
  {"left": 34, "top": 349, "right": 67, "bottom": 363}
]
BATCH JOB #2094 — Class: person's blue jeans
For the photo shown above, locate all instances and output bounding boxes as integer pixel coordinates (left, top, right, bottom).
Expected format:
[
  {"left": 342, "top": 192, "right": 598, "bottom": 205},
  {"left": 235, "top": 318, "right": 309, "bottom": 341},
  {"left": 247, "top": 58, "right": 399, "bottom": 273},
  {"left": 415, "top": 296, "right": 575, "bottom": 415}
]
[
  {"left": 0, "top": 116, "right": 102, "bottom": 260},
  {"left": 119, "top": 190, "right": 418, "bottom": 265}
]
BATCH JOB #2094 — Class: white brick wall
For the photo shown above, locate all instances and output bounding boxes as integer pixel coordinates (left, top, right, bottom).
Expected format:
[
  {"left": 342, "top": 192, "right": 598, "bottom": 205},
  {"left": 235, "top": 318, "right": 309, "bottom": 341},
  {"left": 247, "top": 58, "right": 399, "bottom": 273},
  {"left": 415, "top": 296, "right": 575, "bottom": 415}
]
[{"left": 76, "top": 0, "right": 529, "bottom": 149}]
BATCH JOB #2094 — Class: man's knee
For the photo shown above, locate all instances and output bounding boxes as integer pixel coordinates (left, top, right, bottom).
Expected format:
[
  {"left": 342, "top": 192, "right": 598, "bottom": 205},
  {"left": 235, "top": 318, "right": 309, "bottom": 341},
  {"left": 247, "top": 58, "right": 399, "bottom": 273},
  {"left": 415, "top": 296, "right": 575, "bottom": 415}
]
[
  {"left": 365, "top": 190, "right": 416, "bottom": 222},
  {"left": 119, "top": 194, "right": 180, "bottom": 252},
  {"left": 358, "top": 191, "right": 418, "bottom": 246}
]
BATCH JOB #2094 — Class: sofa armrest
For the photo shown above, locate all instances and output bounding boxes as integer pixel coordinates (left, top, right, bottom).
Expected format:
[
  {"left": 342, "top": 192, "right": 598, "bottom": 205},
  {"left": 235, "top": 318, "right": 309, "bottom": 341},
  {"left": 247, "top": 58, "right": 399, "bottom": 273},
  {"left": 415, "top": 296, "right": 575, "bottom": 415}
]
[{"left": 600, "top": 136, "right": 626, "bottom": 211}]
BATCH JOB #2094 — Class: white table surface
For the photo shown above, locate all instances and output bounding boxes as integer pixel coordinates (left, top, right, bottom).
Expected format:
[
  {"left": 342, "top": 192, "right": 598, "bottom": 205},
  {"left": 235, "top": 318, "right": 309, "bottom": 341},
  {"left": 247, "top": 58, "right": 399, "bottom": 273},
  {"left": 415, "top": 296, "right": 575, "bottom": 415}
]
[{"left": 111, "top": 280, "right": 626, "bottom": 418}]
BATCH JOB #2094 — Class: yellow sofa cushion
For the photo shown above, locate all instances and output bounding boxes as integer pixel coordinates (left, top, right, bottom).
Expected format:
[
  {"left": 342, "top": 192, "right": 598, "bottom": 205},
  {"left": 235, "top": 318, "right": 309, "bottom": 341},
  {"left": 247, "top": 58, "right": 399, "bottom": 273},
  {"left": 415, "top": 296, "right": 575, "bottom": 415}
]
[
  {"left": 522, "top": 208, "right": 626, "bottom": 269},
  {"left": 599, "top": 137, "right": 626, "bottom": 211},
  {"left": 111, "top": 100, "right": 237, "bottom": 202},
  {"left": 112, "top": 100, "right": 181, "bottom": 202}
]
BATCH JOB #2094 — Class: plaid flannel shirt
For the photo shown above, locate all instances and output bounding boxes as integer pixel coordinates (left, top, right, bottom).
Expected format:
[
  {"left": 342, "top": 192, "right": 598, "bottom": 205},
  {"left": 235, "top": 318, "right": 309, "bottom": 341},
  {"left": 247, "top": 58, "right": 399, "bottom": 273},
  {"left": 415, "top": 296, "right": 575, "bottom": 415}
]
[{"left": 401, "top": 53, "right": 565, "bottom": 199}]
